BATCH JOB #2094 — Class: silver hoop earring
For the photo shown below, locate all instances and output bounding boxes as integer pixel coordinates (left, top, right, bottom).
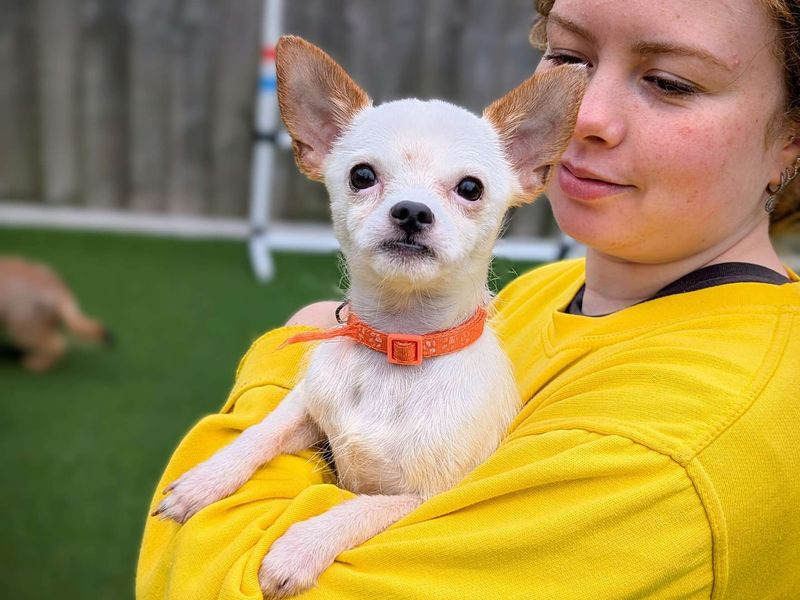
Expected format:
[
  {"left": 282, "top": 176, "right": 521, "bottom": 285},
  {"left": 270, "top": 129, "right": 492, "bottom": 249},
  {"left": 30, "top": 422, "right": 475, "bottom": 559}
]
[
  {"left": 765, "top": 192, "right": 780, "bottom": 214},
  {"left": 766, "top": 156, "right": 800, "bottom": 213}
]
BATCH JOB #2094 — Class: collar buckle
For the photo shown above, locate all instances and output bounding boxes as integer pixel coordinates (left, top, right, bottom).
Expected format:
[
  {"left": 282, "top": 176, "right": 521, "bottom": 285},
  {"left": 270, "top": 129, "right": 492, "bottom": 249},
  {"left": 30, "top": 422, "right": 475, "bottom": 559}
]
[{"left": 386, "top": 333, "right": 424, "bottom": 365}]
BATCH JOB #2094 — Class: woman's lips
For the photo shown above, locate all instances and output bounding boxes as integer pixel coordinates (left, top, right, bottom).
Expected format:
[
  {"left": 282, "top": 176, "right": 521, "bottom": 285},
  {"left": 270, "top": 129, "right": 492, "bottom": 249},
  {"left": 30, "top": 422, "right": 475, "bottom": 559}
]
[{"left": 557, "top": 163, "right": 633, "bottom": 201}]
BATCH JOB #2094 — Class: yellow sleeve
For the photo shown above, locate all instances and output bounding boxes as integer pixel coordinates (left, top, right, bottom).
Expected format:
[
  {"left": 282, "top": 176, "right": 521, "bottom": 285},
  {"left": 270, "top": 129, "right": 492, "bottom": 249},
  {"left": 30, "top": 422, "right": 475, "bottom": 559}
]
[
  {"left": 310, "top": 430, "right": 714, "bottom": 600},
  {"left": 137, "top": 327, "right": 714, "bottom": 600},
  {"left": 136, "top": 326, "right": 341, "bottom": 599}
]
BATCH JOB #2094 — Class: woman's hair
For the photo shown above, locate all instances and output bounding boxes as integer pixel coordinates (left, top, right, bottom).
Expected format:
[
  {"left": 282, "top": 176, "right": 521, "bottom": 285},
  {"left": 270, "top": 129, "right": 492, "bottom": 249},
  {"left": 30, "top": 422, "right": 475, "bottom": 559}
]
[{"left": 529, "top": 0, "right": 800, "bottom": 234}]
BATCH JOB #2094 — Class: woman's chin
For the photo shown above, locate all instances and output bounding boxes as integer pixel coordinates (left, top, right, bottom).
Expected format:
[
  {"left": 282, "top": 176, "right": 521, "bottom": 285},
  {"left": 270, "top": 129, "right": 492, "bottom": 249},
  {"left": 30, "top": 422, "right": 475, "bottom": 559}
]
[
  {"left": 551, "top": 203, "right": 664, "bottom": 262},
  {"left": 551, "top": 198, "right": 628, "bottom": 250}
]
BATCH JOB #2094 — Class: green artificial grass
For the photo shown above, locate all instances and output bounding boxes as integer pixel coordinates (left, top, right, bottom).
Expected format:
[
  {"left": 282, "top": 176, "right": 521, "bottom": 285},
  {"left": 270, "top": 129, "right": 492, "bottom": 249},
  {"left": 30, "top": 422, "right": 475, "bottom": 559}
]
[{"left": 0, "top": 227, "right": 536, "bottom": 600}]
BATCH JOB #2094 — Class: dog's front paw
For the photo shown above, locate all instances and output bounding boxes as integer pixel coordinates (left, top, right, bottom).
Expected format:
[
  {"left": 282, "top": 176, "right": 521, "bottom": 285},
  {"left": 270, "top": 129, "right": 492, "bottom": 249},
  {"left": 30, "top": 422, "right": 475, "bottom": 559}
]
[
  {"left": 259, "top": 520, "right": 338, "bottom": 598},
  {"left": 151, "top": 458, "right": 248, "bottom": 524}
]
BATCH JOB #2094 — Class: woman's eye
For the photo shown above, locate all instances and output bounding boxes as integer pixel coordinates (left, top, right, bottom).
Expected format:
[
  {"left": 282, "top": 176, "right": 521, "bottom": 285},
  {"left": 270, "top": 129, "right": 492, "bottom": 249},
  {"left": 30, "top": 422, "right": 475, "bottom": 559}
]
[
  {"left": 456, "top": 177, "right": 484, "bottom": 201},
  {"left": 645, "top": 76, "right": 700, "bottom": 97},
  {"left": 349, "top": 164, "right": 377, "bottom": 190},
  {"left": 543, "top": 52, "right": 592, "bottom": 68}
]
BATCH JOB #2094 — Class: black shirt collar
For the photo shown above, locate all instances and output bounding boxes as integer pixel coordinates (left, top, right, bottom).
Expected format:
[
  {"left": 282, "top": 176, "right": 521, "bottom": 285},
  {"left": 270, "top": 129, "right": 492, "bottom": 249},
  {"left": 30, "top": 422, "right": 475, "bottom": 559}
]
[{"left": 566, "top": 262, "right": 791, "bottom": 317}]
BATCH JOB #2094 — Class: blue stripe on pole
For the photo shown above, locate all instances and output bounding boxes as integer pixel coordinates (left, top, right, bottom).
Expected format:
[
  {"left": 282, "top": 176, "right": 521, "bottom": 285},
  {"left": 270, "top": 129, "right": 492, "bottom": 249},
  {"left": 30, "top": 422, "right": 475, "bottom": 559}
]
[{"left": 260, "top": 76, "right": 277, "bottom": 92}]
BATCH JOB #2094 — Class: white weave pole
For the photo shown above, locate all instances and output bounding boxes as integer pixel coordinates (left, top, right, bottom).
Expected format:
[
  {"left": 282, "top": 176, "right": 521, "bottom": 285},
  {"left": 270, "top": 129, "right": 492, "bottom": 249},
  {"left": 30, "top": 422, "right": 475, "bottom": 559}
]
[{"left": 248, "top": 0, "right": 286, "bottom": 282}]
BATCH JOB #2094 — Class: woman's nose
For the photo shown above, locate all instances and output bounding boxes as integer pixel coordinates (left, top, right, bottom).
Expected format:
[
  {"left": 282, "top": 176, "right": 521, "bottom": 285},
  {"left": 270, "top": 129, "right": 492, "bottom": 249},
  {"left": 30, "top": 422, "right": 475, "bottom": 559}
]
[{"left": 572, "top": 70, "right": 626, "bottom": 148}]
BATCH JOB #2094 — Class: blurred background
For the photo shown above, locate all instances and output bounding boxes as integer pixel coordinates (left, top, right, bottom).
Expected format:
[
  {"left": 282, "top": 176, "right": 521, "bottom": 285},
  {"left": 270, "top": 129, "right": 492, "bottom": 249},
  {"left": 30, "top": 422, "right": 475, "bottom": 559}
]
[
  {"left": 0, "top": 0, "right": 558, "bottom": 234},
  {"left": 0, "top": 1, "right": 550, "bottom": 598}
]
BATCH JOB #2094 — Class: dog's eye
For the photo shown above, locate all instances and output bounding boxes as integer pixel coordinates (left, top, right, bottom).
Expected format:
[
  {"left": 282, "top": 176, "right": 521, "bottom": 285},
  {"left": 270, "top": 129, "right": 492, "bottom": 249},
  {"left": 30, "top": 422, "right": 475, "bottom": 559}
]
[
  {"left": 350, "top": 164, "right": 377, "bottom": 190},
  {"left": 456, "top": 177, "right": 483, "bottom": 201}
]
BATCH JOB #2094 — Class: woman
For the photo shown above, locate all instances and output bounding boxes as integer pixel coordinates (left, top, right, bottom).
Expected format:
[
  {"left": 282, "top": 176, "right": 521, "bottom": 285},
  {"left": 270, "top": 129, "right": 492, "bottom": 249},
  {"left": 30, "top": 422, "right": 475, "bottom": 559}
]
[{"left": 137, "top": 0, "right": 800, "bottom": 598}]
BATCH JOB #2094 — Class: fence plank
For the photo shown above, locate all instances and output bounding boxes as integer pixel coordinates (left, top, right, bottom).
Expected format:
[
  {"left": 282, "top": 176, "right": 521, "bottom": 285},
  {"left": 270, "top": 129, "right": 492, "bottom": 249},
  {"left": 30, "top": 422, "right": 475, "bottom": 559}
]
[
  {"left": 210, "top": 0, "right": 261, "bottom": 217},
  {"left": 166, "top": 0, "right": 217, "bottom": 215},
  {"left": 342, "top": 0, "right": 426, "bottom": 102},
  {"left": 79, "top": 0, "right": 129, "bottom": 209},
  {"left": 129, "top": 0, "right": 175, "bottom": 213},
  {"left": 0, "top": 1, "right": 39, "bottom": 199},
  {"left": 34, "top": 0, "right": 81, "bottom": 206},
  {"left": 419, "top": 0, "right": 465, "bottom": 102}
]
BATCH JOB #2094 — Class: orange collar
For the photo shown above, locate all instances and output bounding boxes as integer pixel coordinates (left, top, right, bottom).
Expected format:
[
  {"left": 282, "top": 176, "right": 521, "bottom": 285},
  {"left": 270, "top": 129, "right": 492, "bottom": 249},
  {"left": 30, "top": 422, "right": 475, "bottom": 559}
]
[{"left": 282, "top": 305, "right": 488, "bottom": 366}]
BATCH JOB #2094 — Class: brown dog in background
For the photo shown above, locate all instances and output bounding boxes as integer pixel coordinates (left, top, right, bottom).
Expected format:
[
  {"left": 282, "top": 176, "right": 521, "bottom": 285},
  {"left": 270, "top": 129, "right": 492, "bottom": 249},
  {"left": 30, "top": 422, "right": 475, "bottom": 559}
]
[{"left": 0, "top": 257, "right": 111, "bottom": 372}]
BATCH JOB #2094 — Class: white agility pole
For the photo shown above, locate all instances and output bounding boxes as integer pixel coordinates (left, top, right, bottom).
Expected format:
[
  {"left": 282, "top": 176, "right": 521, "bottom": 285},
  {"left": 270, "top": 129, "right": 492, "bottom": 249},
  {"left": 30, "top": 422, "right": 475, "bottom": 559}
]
[{"left": 248, "top": 0, "right": 286, "bottom": 281}]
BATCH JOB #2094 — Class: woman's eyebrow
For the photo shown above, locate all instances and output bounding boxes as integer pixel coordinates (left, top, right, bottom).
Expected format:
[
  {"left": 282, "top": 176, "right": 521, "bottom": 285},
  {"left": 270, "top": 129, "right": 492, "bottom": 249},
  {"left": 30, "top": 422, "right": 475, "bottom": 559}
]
[
  {"left": 633, "top": 41, "right": 733, "bottom": 71},
  {"left": 548, "top": 13, "right": 732, "bottom": 72},
  {"left": 548, "top": 13, "right": 597, "bottom": 45}
]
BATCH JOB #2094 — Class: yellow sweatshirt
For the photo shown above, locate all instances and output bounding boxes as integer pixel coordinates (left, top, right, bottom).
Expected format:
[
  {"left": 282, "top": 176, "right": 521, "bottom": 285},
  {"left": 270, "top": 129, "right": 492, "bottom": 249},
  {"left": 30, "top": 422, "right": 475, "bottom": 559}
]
[{"left": 137, "top": 259, "right": 800, "bottom": 600}]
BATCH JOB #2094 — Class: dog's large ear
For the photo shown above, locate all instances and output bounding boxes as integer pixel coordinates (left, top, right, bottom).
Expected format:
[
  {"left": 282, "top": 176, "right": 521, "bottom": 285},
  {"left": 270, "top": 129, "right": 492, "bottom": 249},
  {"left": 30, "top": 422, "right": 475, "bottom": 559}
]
[
  {"left": 276, "top": 35, "right": 371, "bottom": 181},
  {"left": 483, "top": 65, "right": 587, "bottom": 205}
]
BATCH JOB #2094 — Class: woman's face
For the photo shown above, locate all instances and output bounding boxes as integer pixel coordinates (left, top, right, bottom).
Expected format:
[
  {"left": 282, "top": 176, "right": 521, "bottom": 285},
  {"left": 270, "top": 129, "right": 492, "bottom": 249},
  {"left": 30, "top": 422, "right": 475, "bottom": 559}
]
[{"left": 538, "top": 0, "right": 789, "bottom": 264}]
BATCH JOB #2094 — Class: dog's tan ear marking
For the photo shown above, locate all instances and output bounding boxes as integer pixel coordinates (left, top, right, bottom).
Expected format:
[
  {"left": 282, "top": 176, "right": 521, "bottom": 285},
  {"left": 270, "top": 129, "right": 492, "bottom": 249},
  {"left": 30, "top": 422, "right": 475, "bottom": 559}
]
[
  {"left": 276, "top": 35, "right": 371, "bottom": 181},
  {"left": 484, "top": 64, "right": 587, "bottom": 205}
]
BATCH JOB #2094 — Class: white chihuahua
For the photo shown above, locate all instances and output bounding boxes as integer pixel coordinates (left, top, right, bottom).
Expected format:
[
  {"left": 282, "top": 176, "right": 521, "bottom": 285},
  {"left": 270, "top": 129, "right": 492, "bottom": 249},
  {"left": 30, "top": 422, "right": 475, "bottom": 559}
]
[{"left": 154, "top": 36, "right": 585, "bottom": 598}]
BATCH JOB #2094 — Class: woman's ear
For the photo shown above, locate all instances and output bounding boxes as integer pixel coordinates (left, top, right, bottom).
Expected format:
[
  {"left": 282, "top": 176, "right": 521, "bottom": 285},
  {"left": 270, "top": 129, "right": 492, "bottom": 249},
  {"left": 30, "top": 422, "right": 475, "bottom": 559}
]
[
  {"left": 483, "top": 64, "right": 587, "bottom": 204},
  {"left": 276, "top": 36, "right": 372, "bottom": 181},
  {"left": 782, "top": 130, "right": 800, "bottom": 160}
]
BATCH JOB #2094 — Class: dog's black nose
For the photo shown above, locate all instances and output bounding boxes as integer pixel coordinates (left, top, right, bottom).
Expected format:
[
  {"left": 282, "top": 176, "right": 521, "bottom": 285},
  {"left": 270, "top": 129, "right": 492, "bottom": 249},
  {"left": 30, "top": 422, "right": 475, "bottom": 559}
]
[{"left": 390, "top": 201, "right": 434, "bottom": 234}]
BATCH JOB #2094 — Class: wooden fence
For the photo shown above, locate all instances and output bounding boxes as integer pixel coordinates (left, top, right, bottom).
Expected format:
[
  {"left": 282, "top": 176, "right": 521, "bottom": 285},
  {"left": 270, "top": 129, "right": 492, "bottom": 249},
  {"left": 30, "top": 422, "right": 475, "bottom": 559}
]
[{"left": 0, "top": 0, "right": 559, "bottom": 236}]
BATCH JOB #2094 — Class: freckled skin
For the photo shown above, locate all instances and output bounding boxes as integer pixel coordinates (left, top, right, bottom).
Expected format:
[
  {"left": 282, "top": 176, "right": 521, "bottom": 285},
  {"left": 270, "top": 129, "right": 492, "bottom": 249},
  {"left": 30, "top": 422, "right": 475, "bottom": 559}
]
[{"left": 538, "top": 0, "right": 798, "bottom": 308}]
